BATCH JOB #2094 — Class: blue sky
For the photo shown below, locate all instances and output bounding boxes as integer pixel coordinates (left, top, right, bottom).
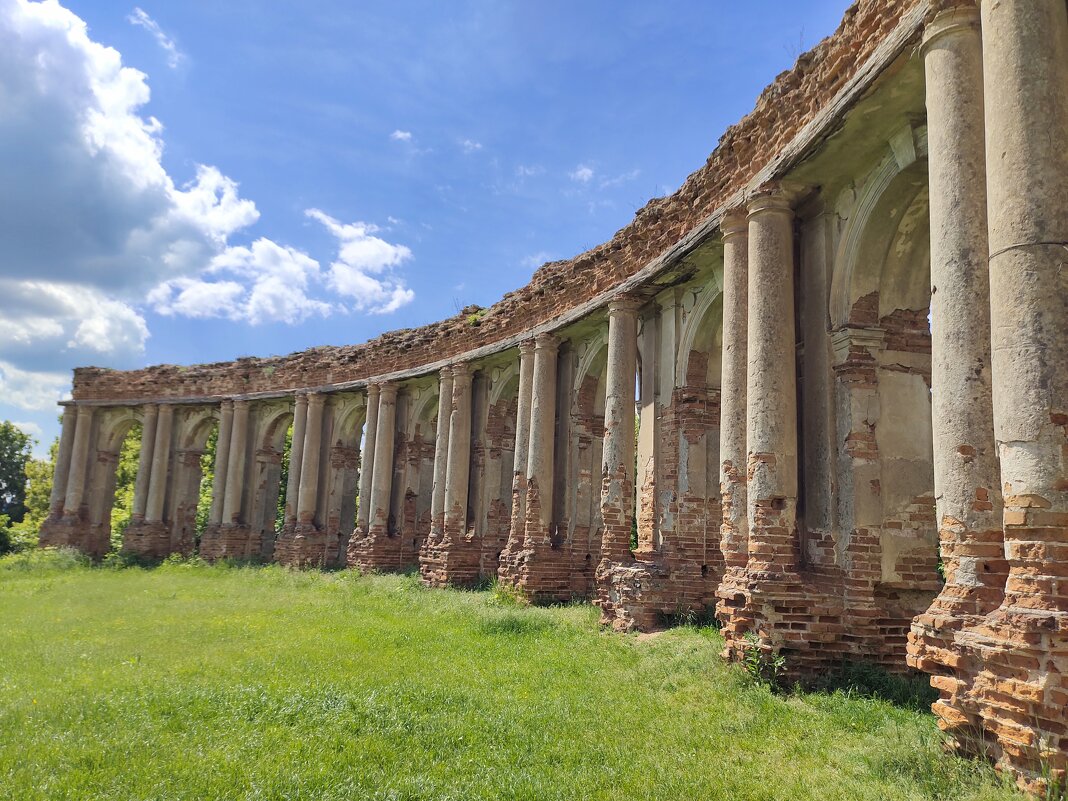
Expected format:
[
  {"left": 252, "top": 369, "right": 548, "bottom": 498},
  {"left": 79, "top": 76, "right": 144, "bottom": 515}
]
[{"left": 0, "top": 0, "right": 850, "bottom": 454}]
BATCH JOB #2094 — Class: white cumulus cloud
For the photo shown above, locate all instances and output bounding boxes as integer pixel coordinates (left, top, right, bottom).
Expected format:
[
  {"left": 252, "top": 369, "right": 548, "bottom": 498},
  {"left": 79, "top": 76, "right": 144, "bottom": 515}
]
[
  {"left": 0, "top": 0, "right": 418, "bottom": 411},
  {"left": 308, "top": 209, "right": 415, "bottom": 315},
  {"left": 390, "top": 129, "right": 413, "bottom": 142},
  {"left": 151, "top": 239, "right": 334, "bottom": 325},
  {"left": 0, "top": 360, "right": 71, "bottom": 411}
]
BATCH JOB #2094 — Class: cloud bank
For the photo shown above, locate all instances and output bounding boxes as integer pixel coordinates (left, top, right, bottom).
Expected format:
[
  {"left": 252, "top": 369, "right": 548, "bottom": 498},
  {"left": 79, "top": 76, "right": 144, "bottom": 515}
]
[{"left": 0, "top": 0, "right": 414, "bottom": 410}]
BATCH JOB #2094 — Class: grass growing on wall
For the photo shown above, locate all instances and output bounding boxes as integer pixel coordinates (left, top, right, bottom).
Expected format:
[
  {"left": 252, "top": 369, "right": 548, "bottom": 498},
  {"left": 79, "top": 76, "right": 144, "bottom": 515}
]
[{"left": 0, "top": 550, "right": 1025, "bottom": 801}]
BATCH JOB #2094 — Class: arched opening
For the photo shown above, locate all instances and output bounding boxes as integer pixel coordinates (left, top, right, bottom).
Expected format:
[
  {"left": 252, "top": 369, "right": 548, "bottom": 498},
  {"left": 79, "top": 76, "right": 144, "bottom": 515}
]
[
  {"left": 477, "top": 365, "right": 520, "bottom": 578},
  {"left": 172, "top": 410, "right": 219, "bottom": 557},
  {"left": 194, "top": 425, "right": 218, "bottom": 548},
  {"left": 565, "top": 332, "right": 608, "bottom": 597},
  {"left": 328, "top": 397, "right": 364, "bottom": 565},
  {"left": 676, "top": 288, "right": 725, "bottom": 584},
  {"left": 109, "top": 422, "right": 142, "bottom": 553},
  {"left": 832, "top": 156, "right": 940, "bottom": 664},
  {"left": 399, "top": 384, "right": 438, "bottom": 565},
  {"left": 248, "top": 406, "right": 294, "bottom": 561}
]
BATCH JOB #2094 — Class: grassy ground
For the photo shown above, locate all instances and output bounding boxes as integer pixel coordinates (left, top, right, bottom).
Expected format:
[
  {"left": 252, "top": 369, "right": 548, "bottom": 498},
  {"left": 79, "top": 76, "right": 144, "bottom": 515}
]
[{"left": 0, "top": 549, "right": 1025, "bottom": 801}]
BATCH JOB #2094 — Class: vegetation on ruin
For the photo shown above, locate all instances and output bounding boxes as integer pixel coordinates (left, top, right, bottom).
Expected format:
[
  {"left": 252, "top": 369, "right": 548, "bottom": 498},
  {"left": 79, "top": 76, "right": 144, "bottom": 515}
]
[{"left": 0, "top": 550, "right": 1026, "bottom": 801}]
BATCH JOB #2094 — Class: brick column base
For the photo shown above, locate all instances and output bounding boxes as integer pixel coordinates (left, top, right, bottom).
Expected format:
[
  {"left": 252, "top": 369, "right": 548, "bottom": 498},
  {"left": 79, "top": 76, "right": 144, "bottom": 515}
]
[
  {"left": 122, "top": 520, "right": 178, "bottom": 559},
  {"left": 39, "top": 514, "right": 106, "bottom": 559},
  {"left": 419, "top": 537, "right": 482, "bottom": 588},
  {"left": 716, "top": 567, "right": 848, "bottom": 679},
  {"left": 274, "top": 523, "right": 332, "bottom": 568},
  {"left": 346, "top": 523, "right": 403, "bottom": 573},
  {"left": 199, "top": 524, "right": 261, "bottom": 562}
]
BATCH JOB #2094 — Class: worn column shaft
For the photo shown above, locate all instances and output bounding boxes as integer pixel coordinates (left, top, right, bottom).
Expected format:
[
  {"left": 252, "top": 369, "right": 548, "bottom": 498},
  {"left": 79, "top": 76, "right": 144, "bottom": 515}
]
[
  {"left": 443, "top": 364, "right": 473, "bottom": 540},
  {"left": 285, "top": 393, "right": 309, "bottom": 523},
  {"left": 145, "top": 404, "right": 174, "bottom": 523},
  {"left": 719, "top": 211, "right": 750, "bottom": 569},
  {"left": 356, "top": 385, "right": 380, "bottom": 532},
  {"left": 131, "top": 404, "right": 159, "bottom": 522},
  {"left": 62, "top": 406, "right": 94, "bottom": 516},
  {"left": 745, "top": 191, "right": 799, "bottom": 571},
  {"left": 368, "top": 383, "right": 397, "bottom": 534},
  {"left": 222, "top": 400, "right": 250, "bottom": 524},
  {"left": 429, "top": 367, "right": 454, "bottom": 539},
  {"left": 982, "top": 0, "right": 1068, "bottom": 613},
  {"left": 927, "top": 5, "right": 1004, "bottom": 616},
  {"left": 48, "top": 406, "right": 77, "bottom": 517},
  {"left": 296, "top": 393, "right": 325, "bottom": 524},
  {"left": 524, "top": 334, "right": 558, "bottom": 541},
  {"left": 508, "top": 341, "right": 536, "bottom": 542},
  {"left": 600, "top": 297, "right": 640, "bottom": 558},
  {"left": 208, "top": 401, "right": 234, "bottom": 526}
]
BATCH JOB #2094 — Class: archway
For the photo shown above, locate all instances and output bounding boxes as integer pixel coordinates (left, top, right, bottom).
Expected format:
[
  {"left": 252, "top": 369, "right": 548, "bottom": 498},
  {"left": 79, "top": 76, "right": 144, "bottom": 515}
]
[{"left": 831, "top": 153, "right": 940, "bottom": 666}]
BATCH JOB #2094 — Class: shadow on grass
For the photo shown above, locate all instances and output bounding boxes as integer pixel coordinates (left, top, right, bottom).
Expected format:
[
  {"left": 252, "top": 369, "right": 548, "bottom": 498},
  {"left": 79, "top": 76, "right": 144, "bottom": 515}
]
[{"left": 800, "top": 660, "right": 938, "bottom": 713}]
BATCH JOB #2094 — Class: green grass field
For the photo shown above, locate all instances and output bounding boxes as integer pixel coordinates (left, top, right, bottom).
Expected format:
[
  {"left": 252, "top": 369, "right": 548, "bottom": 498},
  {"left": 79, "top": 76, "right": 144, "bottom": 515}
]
[{"left": 0, "top": 549, "right": 1025, "bottom": 801}]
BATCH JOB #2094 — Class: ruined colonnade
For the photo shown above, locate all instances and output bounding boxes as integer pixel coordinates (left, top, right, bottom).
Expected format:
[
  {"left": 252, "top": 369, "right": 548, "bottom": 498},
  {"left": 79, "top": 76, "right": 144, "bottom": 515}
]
[{"left": 39, "top": 0, "right": 1066, "bottom": 792}]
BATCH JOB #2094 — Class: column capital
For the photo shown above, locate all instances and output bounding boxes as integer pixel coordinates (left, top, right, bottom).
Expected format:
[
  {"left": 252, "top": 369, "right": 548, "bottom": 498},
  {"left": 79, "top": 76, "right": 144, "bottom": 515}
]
[
  {"left": 518, "top": 338, "right": 536, "bottom": 356},
  {"left": 306, "top": 392, "right": 326, "bottom": 407},
  {"left": 923, "top": 4, "right": 980, "bottom": 53},
  {"left": 377, "top": 381, "right": 399, "bottom": 400},
  {"left": 142, "top": 402, "right": 160, "bottom": 417},
  {"left": 721, "top": 209, "right": 748, "bottom": 240},
  {"left": 534, "top": 332, "right": 559, "bottom": 351},
  {"left": 608, "top": 294, "right": 643, "bottom": 316},
  {"left": 747, "top": 187, "right": 795, "bottom": 219},
  {"left": 219, "top": 398, "right": 234, "bottom": 411},
  {"left": 75, "top": 404, "right": 94, "bottom": 418},
  {"left": 449, "top": 362, "right": 473, "bottom": 382}
]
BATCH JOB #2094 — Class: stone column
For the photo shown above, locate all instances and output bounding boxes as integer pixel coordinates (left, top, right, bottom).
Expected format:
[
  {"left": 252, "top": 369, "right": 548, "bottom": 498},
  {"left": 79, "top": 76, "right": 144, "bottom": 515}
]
[
  {"left": 208, "top": 401, "right": 233, "bottom": 527},
  {"left": 600, "top": 297, "right": 640, "bottom": 559},
  {"left": 285, "top": 393, "right": 309, "bottom": 524},
  {"left": 443, "top": 364, "right": 473, "bottom": 541},
  {"left": 718, "top": 211, "right": 750, "bottom": 570},
  {"left": 909, "top": 6, "right": 1005, "bottom": 676},
  {"left": 960, "top": 0, "right": 1068, "bottom": 787},
  {"left": 745, "top": 189, "right": 799, "bottom": 572},
  {"left": 222, "top": 400, "right": 250, "bottom": 525},
  {"left": 62, "top": 405, "right": 95, "bottom": 517},
  {"left": 429, "top": 367, "right": 454, "bottom": 541},
  {"left": 524, "top": 333, "right": 559, "bottom": 543},
  {"left": 510, "top": 342, "right": 536, "bottom": 535},
  {"left": 48, "top": 406, "right": 77, "bottom": 518},
  {"left": 296, "top": 393, "right": 325, "bottom": 525},
  {"left": 131, "top": 404, "right": 159, "bottom": 523},
  {"left": 367, "top": 383, "right": 397, "bottom": 536},
  {"left": 981, "top": 0, "right": 1068, "bottom": 592},
  {"left": 355, "top": 385, "right": 380, "bottom": 533},
  {"left": 145, "top": 404, "right": 174, "bottom": 523}
]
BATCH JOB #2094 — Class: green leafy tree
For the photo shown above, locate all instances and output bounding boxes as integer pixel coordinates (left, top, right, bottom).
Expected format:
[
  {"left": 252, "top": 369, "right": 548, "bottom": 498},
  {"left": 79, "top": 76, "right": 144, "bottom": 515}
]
[
  {"left": 0, "top": 421, "right": 33, "bottom": 524},
  {"left": 4, "top": 433, "right": 58, "bottom": 552}
]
